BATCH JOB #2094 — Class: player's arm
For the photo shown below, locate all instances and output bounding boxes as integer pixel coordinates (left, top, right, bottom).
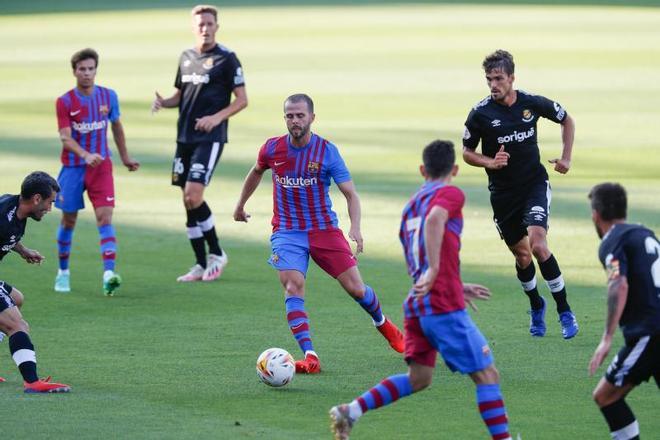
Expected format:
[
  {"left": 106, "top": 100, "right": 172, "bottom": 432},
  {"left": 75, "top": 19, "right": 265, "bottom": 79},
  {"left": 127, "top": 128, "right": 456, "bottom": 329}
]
[
  {"left": 462, "top": 283, "right": 492, "bottom": 312},
  {"left": 462, "top": 145, "right": 509, "bottom": 170},
  {"left": 195, "top": 86, "right": 248, "bottom": 133},
  {"left": 337, "top": 180, "right": 363, "bottom": 254},
  {"left": 412, "top": 205, "right": 448, "bottom": 295},
  {"left": 152, "top": 89, "right": 181, "bottom": 113},
  {"left": 548, "top": 113, "right": 575, "bottom": 174},
  {"left": 110, "top": 119, "right": 140, "bottom": 172},
  {"left": 588, "top": 274, "right": 629, "bottom": 375},
  {"left": 12, "top": 242, "right": 44, "bottom": 265},
  {"left": 59, "top": 127, "right": 103, "bottom": 167},
  {"left": 233, "top": 162, "right": 266, "bottom": 222}
]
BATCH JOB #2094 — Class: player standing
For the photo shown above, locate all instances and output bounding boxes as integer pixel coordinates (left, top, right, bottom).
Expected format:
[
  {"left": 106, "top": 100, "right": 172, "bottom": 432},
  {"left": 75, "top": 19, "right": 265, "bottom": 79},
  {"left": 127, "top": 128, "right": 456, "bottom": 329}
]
[
  {"left": 1, "top": 172, "right": 71, "bottom": 393},
  {"left": 588, "top": 183, "right": 659, "bottom": 440},
  {"left": 233, "top": 94, "right": 404, "bottom": 373},
  {"left": 462, "top": 49, "right": 579, "bottom": 339},
  {"left": 54, "top": 48, "right": 140, "bottom": 296},
  {"left": 330, "top": 140, "right": 511, "bottom": 440},
  {"left": 152, "top": 5, "right": 248, "bottom": 282}
]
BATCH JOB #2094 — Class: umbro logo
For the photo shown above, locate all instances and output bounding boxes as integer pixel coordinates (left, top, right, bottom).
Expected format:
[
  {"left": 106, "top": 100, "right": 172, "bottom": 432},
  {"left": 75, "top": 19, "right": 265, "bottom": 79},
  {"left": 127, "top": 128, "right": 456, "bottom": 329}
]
[
  {"left": 491, "top": 119, "right": 501, "bottom": 127},
  {"left": 7, "top": 206, "right": 16, "bottom": 222}
]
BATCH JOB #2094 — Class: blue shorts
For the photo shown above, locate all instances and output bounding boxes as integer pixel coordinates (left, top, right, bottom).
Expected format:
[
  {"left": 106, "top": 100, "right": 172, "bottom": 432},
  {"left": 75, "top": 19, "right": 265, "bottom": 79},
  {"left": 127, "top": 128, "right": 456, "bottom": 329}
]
[
  {"left": 404, "top": 309, "right": 494, "bottom": 373},
  {"left": 55, "top": 159, "right": 115, "bottom": 212},
  {"left": 269, "top": 229, "right": 357, "bottom": 278}
]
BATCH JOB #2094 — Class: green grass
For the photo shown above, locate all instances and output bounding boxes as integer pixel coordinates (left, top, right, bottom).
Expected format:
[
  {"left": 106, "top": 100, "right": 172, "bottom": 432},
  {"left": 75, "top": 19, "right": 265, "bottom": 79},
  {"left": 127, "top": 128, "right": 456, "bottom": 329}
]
[{"left": 1, "top": 3, "right": 659, "bottom": 439}]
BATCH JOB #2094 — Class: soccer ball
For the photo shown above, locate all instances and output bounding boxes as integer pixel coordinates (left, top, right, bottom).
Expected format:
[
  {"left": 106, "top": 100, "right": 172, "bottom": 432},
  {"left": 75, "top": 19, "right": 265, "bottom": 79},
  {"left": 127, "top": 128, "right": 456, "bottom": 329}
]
[{"left": 256, "top": 348, "right": 295, "bottom": 387}]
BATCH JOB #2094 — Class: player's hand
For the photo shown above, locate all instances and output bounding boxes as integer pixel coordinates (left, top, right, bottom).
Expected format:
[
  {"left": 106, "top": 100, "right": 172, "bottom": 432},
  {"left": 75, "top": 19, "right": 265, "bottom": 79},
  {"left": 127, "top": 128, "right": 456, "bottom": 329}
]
[
  {"left": 21, "top": 248, "right": 44, "bottom": 265},
  {"left": 84, "top": 152, "right": 103, "bottom": 167},
  {"left": 233, "top": 206, "right": 251, "bottom": 222},
  {"left": 487, "top": 145, "right": 510, "bottom": 170},
  {"left": 412, "top": 267, "right": 438, "bottom": 296},
  {"left": 122, "top": 156, "right": 140, "bottom": 172},
  {"left": 463, "top": 283, "right": 491, "bottom": 312},
  {"left": 549, "top": 158, "right": 570, "bottom": 174},
  {"left": 348, "top": 227, "right": 364, "bottom": 255},
  {"left": 151, "top": 91, "right": 164, "bottom": 114},
  {"left": 195, "top": 115, "right": 222, "bottom": 133},
  {"left": 589, "top": 336, "right": 612, "bottom": 376}
]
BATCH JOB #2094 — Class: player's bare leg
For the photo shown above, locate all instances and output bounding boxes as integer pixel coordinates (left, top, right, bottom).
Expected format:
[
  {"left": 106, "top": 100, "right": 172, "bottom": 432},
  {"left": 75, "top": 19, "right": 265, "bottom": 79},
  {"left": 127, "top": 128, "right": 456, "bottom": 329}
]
[
  {"left": 337, "top": 267, "right": 404, "bottom": 353},
  {"left": 593, "top": 378, "right": 639, "bottom": 439},
  {"left": 55, "top": 212, "right": 77, "bottom": 293},
  {"left": 279, "top": 270, "right": 319, "bottom": 373},
  {"left": 510, "top": 237, "right": 546, "bottom": 337}
]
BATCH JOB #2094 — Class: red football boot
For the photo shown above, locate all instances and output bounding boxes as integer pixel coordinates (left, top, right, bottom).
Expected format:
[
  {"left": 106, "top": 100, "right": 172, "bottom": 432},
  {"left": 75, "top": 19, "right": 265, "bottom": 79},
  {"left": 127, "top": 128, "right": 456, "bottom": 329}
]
[
  {"left": 294, "top": 352, "right": 321, "bottom": 374},
  {"left": 24, "top": 376, "right": 71, "bottom": 393},
  {"left": 377, "top": 317, "right": 405, "bottom": 353},
  {"left": 0, "top": 376, "right": 5, "bottom": 383}
]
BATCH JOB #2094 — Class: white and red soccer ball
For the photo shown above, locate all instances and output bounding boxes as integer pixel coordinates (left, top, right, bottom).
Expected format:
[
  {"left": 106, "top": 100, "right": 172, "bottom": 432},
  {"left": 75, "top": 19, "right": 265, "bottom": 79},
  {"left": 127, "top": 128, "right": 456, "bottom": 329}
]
[{"left": 256, "top": 348, "right": 295, "bottom": 387}]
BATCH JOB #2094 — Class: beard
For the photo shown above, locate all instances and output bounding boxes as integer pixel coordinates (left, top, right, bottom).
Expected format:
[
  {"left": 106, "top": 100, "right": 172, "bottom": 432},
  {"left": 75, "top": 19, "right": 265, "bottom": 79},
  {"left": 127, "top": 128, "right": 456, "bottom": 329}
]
[{"left": 288, "top": 124, "right": 309, "bottom": 141}]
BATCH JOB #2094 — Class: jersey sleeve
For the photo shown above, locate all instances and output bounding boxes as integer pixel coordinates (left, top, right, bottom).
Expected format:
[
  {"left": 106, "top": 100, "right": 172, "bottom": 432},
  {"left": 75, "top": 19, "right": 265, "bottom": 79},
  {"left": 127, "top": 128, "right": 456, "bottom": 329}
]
[
  {"left": 227, "top": 52, "right": 245, "bottom": 89},
  {"left": 174, "top": 65, "right": 182, "bottom": 90},
  {"left": 256, "top": 141, "right": 271, "bottom": 170},
  {"left": 462, "top": 109, "right": 482, "bottom": 150},
  {"left": 430, "top": 186, "right": 465, "bottom": 217},
  {"left": 108, "top": 89, "right": 121, "bottom": 122},
  {"left": 533, "top": 95, "right": 567, "bottom": 124},
  {"left": 600, "top": 239, "right": 628, "bottom": 281},
  {"left": 56, "top": 97, "right": 71, "bottom": 130},
  {"left": 327, "top": 146, "right": 351, "bottom": 184}
]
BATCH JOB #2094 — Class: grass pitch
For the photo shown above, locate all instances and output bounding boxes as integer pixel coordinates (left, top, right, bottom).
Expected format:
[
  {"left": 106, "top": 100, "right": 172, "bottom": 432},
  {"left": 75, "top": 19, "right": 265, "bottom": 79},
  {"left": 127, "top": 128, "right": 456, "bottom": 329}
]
[{"left": 1, "top": 2, "right": 659, "bottom": 439}]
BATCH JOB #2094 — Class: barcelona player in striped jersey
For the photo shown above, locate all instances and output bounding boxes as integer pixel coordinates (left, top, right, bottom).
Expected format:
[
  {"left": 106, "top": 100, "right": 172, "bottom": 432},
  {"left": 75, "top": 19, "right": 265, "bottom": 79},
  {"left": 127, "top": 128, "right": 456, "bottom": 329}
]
[
  {"left": 330, "top": 141, "right": 512, "bottom": 440},
  {"left": 234, "top": 94, "right": 404, "bottom": 374},
  {"left": 53, "top": 48, "right": 139, "bottom": 296}
]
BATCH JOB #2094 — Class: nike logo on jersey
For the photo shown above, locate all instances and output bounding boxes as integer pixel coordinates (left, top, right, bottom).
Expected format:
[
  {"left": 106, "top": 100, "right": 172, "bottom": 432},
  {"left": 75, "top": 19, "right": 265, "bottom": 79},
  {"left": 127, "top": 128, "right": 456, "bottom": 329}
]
[
  {"left": 70, "top": 110, "right": 81, "bottom": 116},
  {"left": 106, "top": 196, "right": 114, "bottom": 202},
  {"left": 274, "top": 161, "right": 286, "bottom": 166}
]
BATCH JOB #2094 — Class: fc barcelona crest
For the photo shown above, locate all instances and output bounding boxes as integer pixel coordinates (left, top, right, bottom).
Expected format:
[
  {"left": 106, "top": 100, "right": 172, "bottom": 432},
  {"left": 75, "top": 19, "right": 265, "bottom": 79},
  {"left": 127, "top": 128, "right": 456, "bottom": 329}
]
[
  {"left": 307, "top": 161, "right": 320, "bottom": 174},
  {"left": 99, "top": 104, "right": 109, "bottom": 116}
]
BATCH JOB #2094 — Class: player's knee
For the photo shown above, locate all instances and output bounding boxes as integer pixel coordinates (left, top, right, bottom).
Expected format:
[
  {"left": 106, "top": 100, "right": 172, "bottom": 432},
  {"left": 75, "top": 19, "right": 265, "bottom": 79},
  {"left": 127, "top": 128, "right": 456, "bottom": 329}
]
[
  {"left": 530, "top": 242, "right": 550, "bottom": 260},
  {"left": 410, "top": 374, "right": 432, "bottom": 392},
  {"left": 283, "top": 280, "right": 304, "bottom": 296},
  {"left": 592, "top": 389, "right": 612, "bottom": 408},
  {"left": 62, "top": 216, "right": 77, "bottom": 229},
  {"left": 183, "top": 192, "right": 203, "bottom": 209},
  {"left": 10, "top": 289, "right": 24, "bottom": 308}
]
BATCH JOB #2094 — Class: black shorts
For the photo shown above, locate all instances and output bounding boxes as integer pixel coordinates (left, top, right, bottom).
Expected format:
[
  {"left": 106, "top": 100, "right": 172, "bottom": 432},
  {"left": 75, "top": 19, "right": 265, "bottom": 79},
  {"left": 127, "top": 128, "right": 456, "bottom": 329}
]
[
  {"left": 171, "top": 141, "right": 224, "bottom": 188},
  {"left": 605, "top": 334, "right": 660, "bottom": 388},
  {"left": 490, "top": 179, "right": 551, "bottom": 246},
  {"left": 0, "top": 280, "right": 16, "bottom": 313}
]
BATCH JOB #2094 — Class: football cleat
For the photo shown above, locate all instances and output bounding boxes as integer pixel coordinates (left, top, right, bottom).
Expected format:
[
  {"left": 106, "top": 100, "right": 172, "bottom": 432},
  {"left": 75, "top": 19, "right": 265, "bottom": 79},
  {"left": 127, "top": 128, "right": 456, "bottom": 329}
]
[
  {"left": 24, "top": 376, "right": 70, "bottom": 393},
  {"left": 376, "top": 317, "right": 405, "bottom": 353},
  {"left": 54, "top": 271, "right": 71, "bottom": 293},
  {"left": 559, "top": 311, "right": 579, "bottom": 340},
  {"left": 0, "top": 376, "right": 6, "bottom": 383},
  {"left": 176, "top": 264, "right": 205, "bottom": 282},
  {"left": 202, "top": 252, "right": 228, "bottom": 281},
  {"left": 329, "top": 404, "right": 355, "bottom": 440},
  {"left": 295, "top": 352, "right": 321, "bottom": 374},
  {"left": 103, "top": 271, "right": 122, "bottom": 296},
  {"left": 528, "top": 296, "right": 546, "bottom": 337}
]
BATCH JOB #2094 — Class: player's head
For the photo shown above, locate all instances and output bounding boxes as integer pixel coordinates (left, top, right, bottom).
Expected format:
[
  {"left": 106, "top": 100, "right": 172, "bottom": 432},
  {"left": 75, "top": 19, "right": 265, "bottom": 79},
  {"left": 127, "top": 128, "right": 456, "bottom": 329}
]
[
  {"left": 20, "top": 171, "right": 60, "bottom": 221},
  {"left": 71, "top": 48, "right": 99, "bottom": 89},
  {"left": 420, "top": 140, "right": 458, "bottom": 180},
  {"left": 589, "top": 182, "right": 627, "bottom": 238},
  {"left": 284, "top": 94, "right": 315, "bottom": 142},
  {"left": 483, "top": 50, "right": 515, "bottom": 102},
  {"left": 192, "top": 5, "right": 219, "bottom": 48}
]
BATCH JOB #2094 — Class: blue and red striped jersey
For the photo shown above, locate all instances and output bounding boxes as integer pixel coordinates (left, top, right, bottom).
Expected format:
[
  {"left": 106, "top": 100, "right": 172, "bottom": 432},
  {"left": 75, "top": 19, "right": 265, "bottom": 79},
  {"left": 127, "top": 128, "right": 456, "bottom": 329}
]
[
  {"left": 399, "top": 182, "right": 465, "bottom": 317},
  {"left": 257, "top": 133, "right": 351, "bottom": 232},
  {"left": 56, "top": 86, "right": 120, "bottom": 167}
]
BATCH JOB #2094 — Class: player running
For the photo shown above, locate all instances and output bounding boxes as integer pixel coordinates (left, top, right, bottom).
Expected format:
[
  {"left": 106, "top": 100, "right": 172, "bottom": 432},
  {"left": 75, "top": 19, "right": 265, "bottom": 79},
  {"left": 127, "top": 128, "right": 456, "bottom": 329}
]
[
  {"left": 234, "top": 94, "right": 404, "bottom": 374},
  {"left": 330, "top": 140, "right": 512, "bottom": 440},
  {"left": 462, "top": 49, "right": 578, "bottom": 339},
  {"left": 588, "top": 183, "right": 660, "bottom": 440},
  {"left": 1, "top": 172, "right": 71, "bottom": 393},
  {"left": 54, "top": 48, "right": 140, "bottom": 296},
  {"left": 152, "top": 5, "right": 248, "bottom": 282}
]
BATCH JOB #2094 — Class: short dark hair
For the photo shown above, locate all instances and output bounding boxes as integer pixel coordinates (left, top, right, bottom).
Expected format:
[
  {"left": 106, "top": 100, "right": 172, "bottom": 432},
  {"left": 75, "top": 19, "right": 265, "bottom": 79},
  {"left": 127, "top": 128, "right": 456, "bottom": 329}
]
[
  {"left": 20, "top": 171, "right": 60, "bottom": 200},
  {"left": 192, "top": 4, "right": 218, "bottom": 21},
  {"left": 71, "top": 48, "right": 99, "bottom": 70},
  {"left": 284, "top": 94, "right": 314, "bottom": 113},
  {"left": 423, "top": 140, "right": 455, "bottom": 178},
  {"left": 483, "top": 49, "right": 515, "bottom": 75},
  {"left": 589, "top": 182, "right": 627, "bottom": 221}
]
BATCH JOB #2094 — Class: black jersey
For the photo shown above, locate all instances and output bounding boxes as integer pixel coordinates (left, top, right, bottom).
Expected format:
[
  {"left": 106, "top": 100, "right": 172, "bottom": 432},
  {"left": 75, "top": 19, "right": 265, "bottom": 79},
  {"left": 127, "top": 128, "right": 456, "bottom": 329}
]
[
  {"left": 174, "top": 44, "right": 245, "bottom": 144},
  {"left": 0, "top": 195, "right": 26, "bottom": 262},
  {"left": 599, "top": 223, "right": 660, "bottom": 341},
  {"left": 463, "top": 90, "right": 567, "bottom": 192}
]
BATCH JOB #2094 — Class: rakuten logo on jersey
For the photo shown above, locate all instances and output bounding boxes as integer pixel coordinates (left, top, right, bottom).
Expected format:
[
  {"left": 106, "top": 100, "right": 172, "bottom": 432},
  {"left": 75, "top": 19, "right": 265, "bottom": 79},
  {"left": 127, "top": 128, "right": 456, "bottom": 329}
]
[
  {"left": 182, "top": 73, "right": 210, "bottom": 85},
  {"left": 497, "top": 127, "right": 535, "bottom": 144},
  {"left": 274, "top": 174, "right": 318, "bottom": 188},
  {"left": 72, "top": 120, "right": 107, "bottom": 134}
]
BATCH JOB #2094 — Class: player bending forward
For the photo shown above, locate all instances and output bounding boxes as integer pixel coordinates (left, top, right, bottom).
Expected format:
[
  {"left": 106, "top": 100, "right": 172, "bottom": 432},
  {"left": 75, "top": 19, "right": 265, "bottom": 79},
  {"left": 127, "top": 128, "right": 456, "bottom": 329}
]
[
  {"left": 234, "top": 94, "right": 404, "bottom": 374},
  {"left": 330, "top": 140, "right": 512, "bottom": 440}
]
